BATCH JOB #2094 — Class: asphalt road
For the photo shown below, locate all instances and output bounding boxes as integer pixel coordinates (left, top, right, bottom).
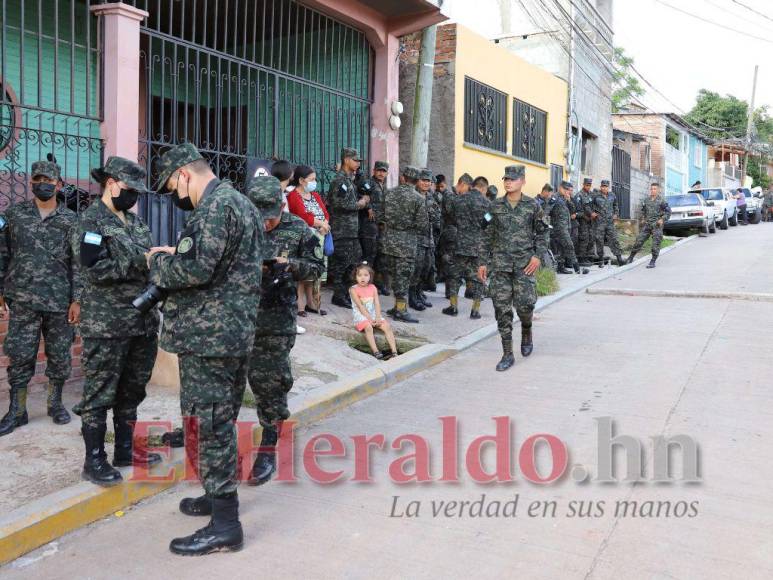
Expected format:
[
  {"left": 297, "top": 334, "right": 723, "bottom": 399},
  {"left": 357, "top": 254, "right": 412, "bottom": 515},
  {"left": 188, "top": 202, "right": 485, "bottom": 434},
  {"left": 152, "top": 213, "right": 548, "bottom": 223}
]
[{"left": 4, "top": 223, "right": 773, "bottom": 579}]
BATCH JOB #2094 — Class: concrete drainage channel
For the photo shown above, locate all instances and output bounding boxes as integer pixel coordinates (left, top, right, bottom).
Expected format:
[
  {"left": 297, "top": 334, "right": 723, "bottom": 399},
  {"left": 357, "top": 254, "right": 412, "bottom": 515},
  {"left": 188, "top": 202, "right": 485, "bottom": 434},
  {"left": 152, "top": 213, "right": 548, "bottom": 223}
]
[{"left": 0, "top": 235, "right": 698, "bottom": 566}]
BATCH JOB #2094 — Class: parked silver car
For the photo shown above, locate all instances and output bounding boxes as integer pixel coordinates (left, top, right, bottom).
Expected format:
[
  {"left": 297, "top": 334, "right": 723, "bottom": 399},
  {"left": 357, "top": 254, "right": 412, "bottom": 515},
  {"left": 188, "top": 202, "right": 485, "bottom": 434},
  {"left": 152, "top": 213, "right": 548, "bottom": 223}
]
[{"left": 665, "top": 193, "right": 716, "bottom": 234}]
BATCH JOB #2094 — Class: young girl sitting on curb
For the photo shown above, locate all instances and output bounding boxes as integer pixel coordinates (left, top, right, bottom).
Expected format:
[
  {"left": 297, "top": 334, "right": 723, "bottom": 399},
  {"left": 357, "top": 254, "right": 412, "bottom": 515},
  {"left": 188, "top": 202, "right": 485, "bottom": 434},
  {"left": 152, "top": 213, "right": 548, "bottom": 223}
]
[{"left": 350, "top": 263, "right": 399, "bottom": 360}]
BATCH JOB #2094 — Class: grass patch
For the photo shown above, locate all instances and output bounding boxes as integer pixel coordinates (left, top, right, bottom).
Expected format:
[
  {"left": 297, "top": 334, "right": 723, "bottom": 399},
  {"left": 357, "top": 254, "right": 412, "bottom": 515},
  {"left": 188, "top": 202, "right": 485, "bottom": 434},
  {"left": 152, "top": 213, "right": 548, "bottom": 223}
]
[
  {"left": 536, "top": 267, "right": 559, "bottom": 297},
  {"left": 617, "top": 230, "right": 675, "bottom": 255}
]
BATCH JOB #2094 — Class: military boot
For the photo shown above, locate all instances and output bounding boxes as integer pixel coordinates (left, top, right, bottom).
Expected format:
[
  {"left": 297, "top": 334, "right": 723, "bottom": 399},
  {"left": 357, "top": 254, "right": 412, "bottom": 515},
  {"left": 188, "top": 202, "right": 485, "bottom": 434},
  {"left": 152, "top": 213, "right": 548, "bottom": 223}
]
[
  {"left": 82, "top": 423, "right": 123, "bottom": 486},
  {"left": 180, "top": 494, "right": 212, "bottom": 517},
  {"left": 572, "top": 261, "right": 590, "bottom": 275},
  {"left": 557, "top": 262, "right": 574, "bottom": 274},
  {"left": 420, "top": 291, "right": 433, "bottom": 308},
  {"left": 113, "top": 413, "right": 163, "bottom": 468},
  {"left": 442, "top": 295, "right": 459, "bottom": 316},
  {"left": 626, "top": 252, "right": 637, "bottom": 264},
  {"left": 470, "top": 298, "right": 482, "bottom": 320},
  {"left": 392, "top": 299, "right": 419, "bottom": 323},
  {"left": 616, "top": 254, "right": 626, "bottom": 267},
  {"left": 169, "top": 492, "right": 244, "bottom": 556},
  {"left": 46, "top": 382, "right": 71, "bottom": 425},
  {"left": 0, "top": 388, "right": 28, "bottom": 437},
  {"left": 247, "top": 424, "right": 280, "bottom": 487},
  {"left": 646, "top": 258, "right": 657, "bottom": 269},
  {"left": 408, "top": 288, "right": 425, "bottom": 311},
  {"left": 521, "top": 323, "right": 534, "bottom": 357},
  {"left": 496, "top": 339, "right": 515, "bottom": 372}
]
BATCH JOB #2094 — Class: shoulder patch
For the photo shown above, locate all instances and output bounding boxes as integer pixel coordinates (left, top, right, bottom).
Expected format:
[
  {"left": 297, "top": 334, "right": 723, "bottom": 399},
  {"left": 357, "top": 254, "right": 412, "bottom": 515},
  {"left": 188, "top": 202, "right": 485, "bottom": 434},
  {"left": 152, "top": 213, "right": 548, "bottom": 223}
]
[{"left": 177, "top": 237, "right": 194, "bottom": 254}]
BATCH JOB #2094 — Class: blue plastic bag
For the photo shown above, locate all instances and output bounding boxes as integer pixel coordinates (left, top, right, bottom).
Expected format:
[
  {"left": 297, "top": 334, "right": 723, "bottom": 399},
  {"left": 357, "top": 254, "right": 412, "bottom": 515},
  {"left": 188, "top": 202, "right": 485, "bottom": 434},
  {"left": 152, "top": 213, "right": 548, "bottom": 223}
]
[{"left": 323, "top": 232, "right": 334, "bottom": 256}]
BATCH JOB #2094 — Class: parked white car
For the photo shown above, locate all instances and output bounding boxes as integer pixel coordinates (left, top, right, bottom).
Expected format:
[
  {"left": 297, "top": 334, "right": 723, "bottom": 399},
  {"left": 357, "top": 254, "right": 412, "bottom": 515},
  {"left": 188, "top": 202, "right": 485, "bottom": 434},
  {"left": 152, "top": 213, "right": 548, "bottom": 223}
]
[
  {"left": 691, "top": 188, "right": 737, "bottom": 230},
  {"left": 665, "top": 193, "right": 716, "bottom": 234}
]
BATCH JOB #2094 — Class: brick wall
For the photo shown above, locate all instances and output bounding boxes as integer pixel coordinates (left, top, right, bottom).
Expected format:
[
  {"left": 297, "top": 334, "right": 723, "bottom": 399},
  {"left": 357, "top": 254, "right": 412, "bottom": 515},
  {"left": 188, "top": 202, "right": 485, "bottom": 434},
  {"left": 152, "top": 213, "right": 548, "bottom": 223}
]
[{"left": 613, "top": 114, "right": 666, "bottom": 179}]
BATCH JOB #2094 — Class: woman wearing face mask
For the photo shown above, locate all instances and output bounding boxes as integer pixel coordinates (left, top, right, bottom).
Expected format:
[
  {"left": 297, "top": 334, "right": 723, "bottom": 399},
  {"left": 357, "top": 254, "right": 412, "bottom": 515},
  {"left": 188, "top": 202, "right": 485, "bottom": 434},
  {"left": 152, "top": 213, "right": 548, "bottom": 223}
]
[
  {"left": 287, "top": 165, "right": 330, "bottom": 316},
  {"left": 72, "top": 156, "right": 162, "bottom": 487}
]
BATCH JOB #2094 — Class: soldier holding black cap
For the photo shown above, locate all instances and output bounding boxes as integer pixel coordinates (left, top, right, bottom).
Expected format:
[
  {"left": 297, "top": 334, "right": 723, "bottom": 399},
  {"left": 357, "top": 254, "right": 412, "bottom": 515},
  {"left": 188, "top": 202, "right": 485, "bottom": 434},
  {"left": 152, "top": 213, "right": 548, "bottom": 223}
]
[
  {"left": 0, "top": 160, "right": 80, "bottom": 437},
  {"left": 591, "top": 179, "right": 625, "bottom": 266}
]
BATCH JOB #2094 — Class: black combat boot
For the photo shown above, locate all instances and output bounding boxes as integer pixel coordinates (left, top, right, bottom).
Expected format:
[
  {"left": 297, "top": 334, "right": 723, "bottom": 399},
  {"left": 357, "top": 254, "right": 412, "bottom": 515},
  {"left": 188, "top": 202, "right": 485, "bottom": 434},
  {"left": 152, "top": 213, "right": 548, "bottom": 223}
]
[
  {"left": 247, "top": 424, "right": 280, "bottom": 486},
  {"left": 162, "top": 427, "right": 185, "bottom": 448},
  {"left": 180, "top": 494, "right": 213, "bottom": 517},
  {"left": 113, "top": 413, "right": 163, "bottom": 468},
  {"left": 82, "top": 423, "right": 123, "bottom": 486},
  {"left": 392, "top": 299, "right": 419, "bottom": 323},
  {"left": 46, "top": 382, "right": 71, "bottom": 425},
  {"left": 408, "top": 288, "right": 425, "bottom": 311},
  {"left": 616, "top": 254, "right": 625, "bottom": 267},
  {"left": 646, "top": 258, "right": 657, "bottom": 269},
  {"left": 572, "top": 261, "right": 589, "bottom": 275},
  {"left": 557, "top": 262, "right": 574, "bottom": 274},
  {"left": 0, "top": 388, "right": 29, "bottom": 437},
  {"left": 626, "top": 252, "right": 637, "bottom": 264},
  {"left": 420, "top": 291, "right": 433, "bottom": 308},
  {"left": 378, "top": 285, "right": 391, "bottom": 297},
  {"left": 469, "top": 310, "right": 481, "bottom": 320},
  {"left": 521, "top": 323, "right": 534, "bottom": 357},
  {"left": 331, "top": 292, "right": 352, "bottom": 309},
  {"left": 496, "top": 339, "right": 515, "bottom": 372},
  {"left": 442, "top": 296, "right": 459, "bottom": 316},
  {"left": 169, "top": 492, "right": 244, "bottom": 556}
]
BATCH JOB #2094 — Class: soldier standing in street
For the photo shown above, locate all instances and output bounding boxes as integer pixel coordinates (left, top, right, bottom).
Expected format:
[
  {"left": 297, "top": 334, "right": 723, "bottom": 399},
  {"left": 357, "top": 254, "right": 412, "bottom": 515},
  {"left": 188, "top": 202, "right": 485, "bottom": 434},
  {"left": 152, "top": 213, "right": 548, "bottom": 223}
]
[
  {"left": 591, "top": 179, "right": 625, "bottom": 267},
  {"left": 437, "top": 174, "right": 472, "bottom": 298},
  {"left": 478, "top": 165, "right": 546, "bottom": 372},
  {"left": 328, "top": 148, "right": 369, "bottom": 308},
  {"left": 442, "top": 172, "right": 490, "bottom": 319},
  {"left": 627, "top": 182, "right": 672, "bottom": 269},
  {"left": 575, "top": 177, "right": 594, "bottom": 265},
  {"left": 148, "top": 143, "right": 263, "bottom": 556},
  {"left": 73, "top": 157, "right": 161, "bottom": 485},
  {"left": 0, "top": 160, "right": 80, "bottom": 436},
  {"left": 381, "top": 167, "right": 423, "bottom": 323},
  {"left": 410, "top": 169, "right": 436, "bottom": 311},
  {"left": 358, "top": 161, "right": 387, "bottom": 288},
  {"left": 535, "top": 184, "right": 556, "bottom": 270},
  {"left": 552, "top": 181, "right": 587, "bottom": 275},
  {"left": 762, "top": 188, "right": 773, "bottom": 222}
]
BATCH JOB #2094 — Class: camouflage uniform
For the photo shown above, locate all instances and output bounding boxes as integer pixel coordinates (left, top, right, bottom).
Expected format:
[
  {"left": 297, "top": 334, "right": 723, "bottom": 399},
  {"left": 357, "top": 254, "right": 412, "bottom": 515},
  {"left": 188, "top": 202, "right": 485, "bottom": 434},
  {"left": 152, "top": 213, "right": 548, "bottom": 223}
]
[
  {"left": 149, "top": 143, "right": 263, "bottom": 499},
  {"left": 575, "top": 182, "right": 594, "bottom": 260},
  {"left": 630, "top": 194, "right": 671, "bottom": 261},
  {"left": 327, "top": 149, "right": 363, "bottom": 300},
  {"left": 410, "top": 174, "right": 435, "bottom": 298},
  {"left": 0, "top": 160, "right": 80, "bottom": 434},
  {"left": 762, "top": 190, "right": 773, "bottom": 222},
  {"left": 482, "top": 166, "right": 547, "bottom": 357},
  {"left": 591, "top": 186, "right": 622, "bottom": 259},
  {"left": 245, "top": 177, "right": 323, "bottom": 428},
  {"left": 550, "top": 193, "right": 578, "bottom": 267},
  {"left": 535, "top": 194, "right": 556, "bottom": 268},
  {"left": 447, "top": 188, "right": 489, "bottom": 302},
  {"left": 357, "top": 172, "right": 385, "bottom": 268},
  {"left": 567, "top": 195, "right": 579, "bottom": 248}
]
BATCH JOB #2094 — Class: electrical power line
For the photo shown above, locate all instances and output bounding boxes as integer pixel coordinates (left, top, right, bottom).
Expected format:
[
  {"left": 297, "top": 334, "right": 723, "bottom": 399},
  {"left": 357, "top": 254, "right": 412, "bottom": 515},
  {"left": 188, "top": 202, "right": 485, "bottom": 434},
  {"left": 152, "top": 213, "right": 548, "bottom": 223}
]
[
  {"left": 730, "top": 0, "right": 773, "bottom": 24},
  {"left": 653, "top": 0, "right": 773, "bottom": 44}
]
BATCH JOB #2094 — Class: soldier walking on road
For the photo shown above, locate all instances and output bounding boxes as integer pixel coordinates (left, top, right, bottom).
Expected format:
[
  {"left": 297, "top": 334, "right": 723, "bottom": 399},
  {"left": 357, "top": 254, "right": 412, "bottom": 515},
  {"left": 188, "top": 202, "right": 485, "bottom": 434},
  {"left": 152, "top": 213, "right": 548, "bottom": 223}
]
[
  {"left": 591, "top": 179, "right": 625, "bottom": 267},
  {"left": 627, "top": 183, "right": 672, "bottom": 269},
  {"left": 328, "top": 148, "right": 369, "bottom": 309},
  {"left": 149, "top": 143, "right": 263, "bottom": 556},
  {"left": 0, "top": 160, "right": 80, "bottom": 437},
  {"left": 575, "top": 177, "right": 594, "bottom": 265},
  {"left": 478, "top": 165, "right": 547, "bottom": 372},
  {"left": 409, "top": 169, "right": 436, "bottom": 311},
  {"left": 73, "top": 157, "right": 162, "bottom": 485}
]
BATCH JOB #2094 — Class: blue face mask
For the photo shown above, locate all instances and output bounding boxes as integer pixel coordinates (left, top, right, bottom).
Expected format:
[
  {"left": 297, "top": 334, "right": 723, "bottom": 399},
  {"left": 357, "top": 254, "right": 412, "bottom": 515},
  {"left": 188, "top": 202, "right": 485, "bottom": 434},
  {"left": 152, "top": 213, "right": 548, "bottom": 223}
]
[{"left": 306, "top": 180, "right": 318, "bottom": 192}]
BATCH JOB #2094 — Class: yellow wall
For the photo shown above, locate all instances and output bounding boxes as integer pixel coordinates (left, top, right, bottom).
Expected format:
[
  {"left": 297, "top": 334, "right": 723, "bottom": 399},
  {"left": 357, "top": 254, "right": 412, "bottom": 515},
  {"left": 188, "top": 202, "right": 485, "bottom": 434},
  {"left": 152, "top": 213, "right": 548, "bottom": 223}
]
[{"left": 453, "top": 25, "right": 568, "bottom": 197}]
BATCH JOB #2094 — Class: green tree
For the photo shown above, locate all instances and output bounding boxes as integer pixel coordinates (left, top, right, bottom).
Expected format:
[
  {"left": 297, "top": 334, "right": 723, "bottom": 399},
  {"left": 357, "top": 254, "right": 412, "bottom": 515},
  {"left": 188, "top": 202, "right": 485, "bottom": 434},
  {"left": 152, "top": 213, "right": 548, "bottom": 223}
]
[{"left": 611, "top": 47, "right": 645, "bottom": 113}]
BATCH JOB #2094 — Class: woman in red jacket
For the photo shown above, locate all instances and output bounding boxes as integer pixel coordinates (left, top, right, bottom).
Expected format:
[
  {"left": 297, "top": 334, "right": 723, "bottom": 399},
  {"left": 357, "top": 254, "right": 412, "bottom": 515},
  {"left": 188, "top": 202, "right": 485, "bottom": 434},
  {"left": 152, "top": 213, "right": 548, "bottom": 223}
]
[{"left": 287, "top": 165, "right": 330, "bottom": 316}]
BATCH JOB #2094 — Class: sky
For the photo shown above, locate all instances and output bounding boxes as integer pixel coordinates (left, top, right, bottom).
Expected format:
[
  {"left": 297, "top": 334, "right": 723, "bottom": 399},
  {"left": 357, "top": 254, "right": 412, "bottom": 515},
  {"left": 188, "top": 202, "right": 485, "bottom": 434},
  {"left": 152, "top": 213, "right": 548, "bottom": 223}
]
[{"left": 442, "top": 0, "right": 773, "bottom": 117}]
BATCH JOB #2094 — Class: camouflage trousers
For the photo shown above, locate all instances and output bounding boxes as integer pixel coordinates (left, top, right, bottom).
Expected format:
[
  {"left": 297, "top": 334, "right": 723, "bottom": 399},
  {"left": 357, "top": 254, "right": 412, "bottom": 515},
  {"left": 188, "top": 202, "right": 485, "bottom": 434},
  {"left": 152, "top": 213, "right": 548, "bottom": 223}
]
[
  {"left": 490, "top": 269, "right": 537, "bottom": 342},
  {"left": 576, "top": 219, "right": 594, "bottom": 258},
  {"left": 630, "top": 224, "right": 664, "bottom": 259},
  {"left": 411, "top": 245, "right": 433, "bottom": 287},
  {"left": 447, "top": 255, "right": 484, "bottom": 300},
  {"left": 329, "top": 237, "right": 362, "bottom": 298},
  {"left": 179, "top": 354, "right": 248, "bottom": 498},
  {"left": 248, "top": 335, "right": 296, "bottom": 428},
  {"left": 4, "top": 302, "right": 73, "bottom": 390},
  {"left": 73, "top": 334, "right": 158, "bottom": 428},
  {"left": 360, "top": 236, "right": 378, "bottom": 269},
  {"left": 552, "top": 224, "right": 577, "bottom": 266},
  {"left": 570, "top": 220, "right": 578, "bottom": 249},
  {"left": 594, "top": 220, "right": 622, "bottom": 258},
  {"left": 383, "top": 254, "right": 415, "bottom": 299}
]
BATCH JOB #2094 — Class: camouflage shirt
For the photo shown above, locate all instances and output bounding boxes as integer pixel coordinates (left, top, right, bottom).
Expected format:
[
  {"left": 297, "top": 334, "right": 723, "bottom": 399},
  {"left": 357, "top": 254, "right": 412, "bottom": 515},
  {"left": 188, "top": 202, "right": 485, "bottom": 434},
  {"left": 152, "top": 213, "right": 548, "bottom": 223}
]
[
  {"left": 415, "top": 192, "right": 433, "bottom": 249},
  {"left": 640, "top": 195, "right": 671, "bottom": 227},
  {"left": 357, "top": 177, "right": 384, "bottom": 239},
  {"left": 380, "top": 184, "right": 424, "bottom": 258},
  {"left": 0, "top": 200, "right": 80, "bottom": 312},
  {"left": 483, "top": 195, "right": 548, "bottom": 272},
  {"left": 575, "top": 190, "right": 593, "bottom": 221},
  {"left": 591, "top": 191, "right": 619, "bottom": 223},
  {"left": 149, "top": 180, "right": 264, "bottom": 357},
  {"left": 257, "top": 213, "right": 323, "bottom": 337},
  {"left": 75, "top": 199, "right": 159, "bottom": 338},
  {"left": 452, "top": 190, "right": 490, "bottom": 258},
  {"left": 550, "top": 195, "right": 572, "bottom": 230},
  {"left": 328, "top": 170, "right": 360, "bottom": 239},
  {"left": 438, "top": 188, "right": 459, "bottom": 253}
]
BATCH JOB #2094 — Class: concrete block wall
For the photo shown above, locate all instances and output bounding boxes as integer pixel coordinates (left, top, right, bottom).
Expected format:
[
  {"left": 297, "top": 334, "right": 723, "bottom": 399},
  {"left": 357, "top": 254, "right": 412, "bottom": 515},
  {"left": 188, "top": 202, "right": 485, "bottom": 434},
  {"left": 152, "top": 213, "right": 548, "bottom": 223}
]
[
  {"left": 613, "top": 115, "right": 665, "bottom": 179},
  {"left": 630, "top": 168, "right": 663, "bottom": 219}
]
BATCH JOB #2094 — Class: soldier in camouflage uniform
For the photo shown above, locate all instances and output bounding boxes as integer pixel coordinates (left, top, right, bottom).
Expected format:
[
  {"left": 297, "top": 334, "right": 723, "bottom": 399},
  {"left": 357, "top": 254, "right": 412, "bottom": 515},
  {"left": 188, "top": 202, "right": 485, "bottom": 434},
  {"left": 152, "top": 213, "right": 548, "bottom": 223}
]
[
  {"left": 437, "top": 174, "right": 472, "bottom": 298},
  {"left": 575, "top": 177, "right": 594, "bottom": 265},
  {"left": 551, "top": 181, "right": 585, "bottom": 275},
  {"left": 380, "top": 166, "right": 424, "bottom": 323},
  {"left": 442, "top": 173, "right": 489, "bottom": 319},
  {"left": 358, "top": 161, "right": 387, "bottom": 290},
  {"left": 410, "top": 169, "right": 436, "bottom": 311},
  {"left": 424, "top": 175, "right": 443, "bottom": 293},
  {"left": 328, "top": 148, "right": 369, "bottom": 309},
  {"left": 627, "top": 182, "right": 671, "bottom": 269},
  {"left": 567, "top": 183, "right": 579, "bottom": 250},
  {"left": 72, "top": 157, "right": 161, "bottom": 486},
  {"left": 478, "top": 165, "right": 547, "bottom": 372},
  {"left": 591, "top": 179, "right": 625, "bottom": 266},
  {"left": 762, "top": 188, "right": 773, "bottom": 222},
  {"left": 149, "top": 143, "right": 263, "bottom": 556},
  {"left": 244, "top": 176, "right": 323, "bottom": 487},
  {"left": 0, "top": 160, "right": 80, "bottom": 437},
  {"left": 535, "top": 184, "right": 556, "bottom": 271}
]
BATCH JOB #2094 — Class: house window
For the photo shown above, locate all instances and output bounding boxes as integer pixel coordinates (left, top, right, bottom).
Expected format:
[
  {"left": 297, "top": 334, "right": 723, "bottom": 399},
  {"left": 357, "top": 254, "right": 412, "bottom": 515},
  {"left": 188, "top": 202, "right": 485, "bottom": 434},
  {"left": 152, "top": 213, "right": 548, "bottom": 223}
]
[
  {"left": 666, "top": 126, "right": 681, "bottom": 150},
  {"left": 694, "top": 143, "right": 702, "bottom": 168},
  {"left": 581, "top": 130, "right": 596, "bottom": 174},
  {"left": 512, "top": 98, "right": 547, "bottom": 164},
  {"left": 463, "top": 77, "right": 507, "bottom": 153}
]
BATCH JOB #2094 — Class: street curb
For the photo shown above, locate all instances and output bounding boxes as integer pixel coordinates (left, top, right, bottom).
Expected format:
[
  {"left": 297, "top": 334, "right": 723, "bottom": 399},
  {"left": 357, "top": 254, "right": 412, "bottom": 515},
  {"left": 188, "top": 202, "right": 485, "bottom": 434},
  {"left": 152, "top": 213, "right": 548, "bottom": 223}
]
[
  {"left": 586, "top": 288, "right": 773, "bottom": 302},
  {"left": 0, "top": 235, "right": 699, "bottom": 566}
]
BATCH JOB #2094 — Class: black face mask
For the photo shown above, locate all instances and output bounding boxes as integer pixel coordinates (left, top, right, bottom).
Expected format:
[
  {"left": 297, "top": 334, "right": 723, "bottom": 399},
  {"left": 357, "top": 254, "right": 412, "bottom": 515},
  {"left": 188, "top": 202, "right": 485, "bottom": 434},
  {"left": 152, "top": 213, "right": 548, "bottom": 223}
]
[
  {"left": 171, "top": 189, "right": 195, "bottom": 211},
  {"left": 32, "top": 183, "right": 57, "bottom": 201},
  {"left": 113, "top": 188, "right": 140, "bottom": 212}
]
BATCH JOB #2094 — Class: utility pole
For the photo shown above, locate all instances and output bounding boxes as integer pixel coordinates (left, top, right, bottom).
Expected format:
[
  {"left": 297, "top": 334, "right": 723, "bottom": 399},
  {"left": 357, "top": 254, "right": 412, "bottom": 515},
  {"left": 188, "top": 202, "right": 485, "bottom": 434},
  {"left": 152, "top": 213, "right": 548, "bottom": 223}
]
[
  {"left": 741, "top": 65, "right": 759, "bottom": 184},
  {"left": 410, "top": 25, "right": 437, "bottom": 168}
]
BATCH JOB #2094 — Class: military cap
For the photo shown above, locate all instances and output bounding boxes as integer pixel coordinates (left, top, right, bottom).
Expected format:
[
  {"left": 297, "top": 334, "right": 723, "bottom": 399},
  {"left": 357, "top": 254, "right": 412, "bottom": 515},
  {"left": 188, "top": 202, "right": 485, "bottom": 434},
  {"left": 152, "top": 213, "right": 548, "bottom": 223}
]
[
  {"left": 155, "top": 143, "right": 204, "bottom": 191},
  {"left": 91, "top": 156, "right": 148, "bottom": 192},
  {"left": 31, "top": 160, "right": 61, "bottom": 181},
  {"left": 402, "top": 166, "right": 420, "bottom": 180},
  {"left": 487, "top": 185, "right": 499, "bottom": 197},
  {"left": 583, "top": 177, "right": 593, "bottom": 185},
  {"left": 246, "top": 176, "right": 283, "bottom": 219},
  {"left": 341, "top": 147, "right": 361, "bottom": 162},
  {"left": 457, "top": 173, "right": 474, "bottom": 186},
  {"left": 600, "top": 179, "right": 610, "bottom": 187},
  {"left": 374, "top": 161, "right": 389, "bottom": 171},
  {"left": 418, "top": 168, "right": 433, "bottom": 181},
  {"left": 503, "top": 165, "right": 526, "bottom": 180},
  {"left": 560, "top": 180, "right": 573, "bottom": 189}
]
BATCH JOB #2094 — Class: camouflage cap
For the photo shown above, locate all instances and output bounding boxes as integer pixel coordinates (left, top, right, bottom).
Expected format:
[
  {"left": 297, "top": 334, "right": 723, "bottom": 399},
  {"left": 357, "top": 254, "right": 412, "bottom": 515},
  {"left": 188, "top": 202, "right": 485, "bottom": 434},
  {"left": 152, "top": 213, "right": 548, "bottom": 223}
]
[
  {"left": 246, "top": 176, "right": 283, "bottom": 219},
  {"left": 341, "top": 147, "right": 361, "bottom": 162},
  {"left": 418, "top": 168, "right": 433, "bottom": 181},
  {"left": 487, "top": 185, "right": 499, "bottom": 197},
  {"left": 503, "top": 165, "right": 526, "bottom": 180},
  {"left": 402, "top": 165, "right": 420, "bottom": 180},
  {"left": 457, "top": 173, "right": 474, "bottom": 186},
  {"left": 91, "top": 156, "right": 148, "bottom": 192},
  {"left": 30, "top": 160, "right": 61, "bottom": 181},
  {"left": 600, "top": 179, "right": 610, "bottom": 187},
  {"left": 560, "top": 180, "right": 574, "bottom": 189},
  {"left": 374, "top": 161, "right": 389, "bottom": 171},
  {"left": 583, "top": 177, "right": 593, "bottom": 185},
  {"left": 155, "top": 143, "right": 204, "bottom": 192}
]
